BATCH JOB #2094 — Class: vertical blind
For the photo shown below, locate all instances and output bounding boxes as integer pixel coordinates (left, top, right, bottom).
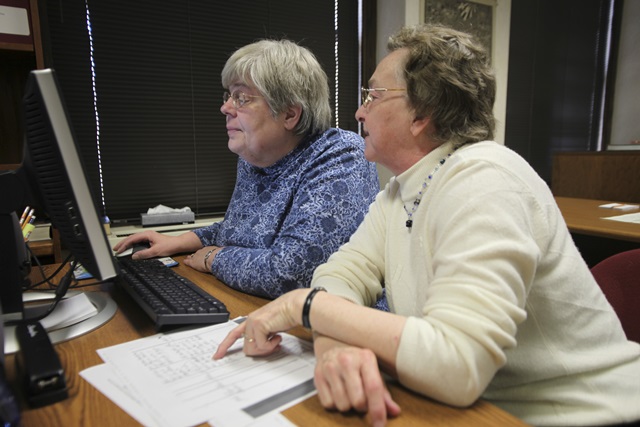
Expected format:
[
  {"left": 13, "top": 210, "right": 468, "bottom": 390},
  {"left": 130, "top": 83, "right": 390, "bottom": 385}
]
[
  {"left": 504, "top": 0, "right": 616, "bottom": 183},
  {"left": 40, "top": 0, "right": 361, "bottom": 223}
]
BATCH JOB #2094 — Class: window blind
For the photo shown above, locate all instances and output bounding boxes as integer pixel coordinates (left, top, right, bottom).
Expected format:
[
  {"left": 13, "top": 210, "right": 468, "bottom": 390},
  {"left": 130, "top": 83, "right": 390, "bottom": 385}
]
[{"left": 40, "top": 0, "right": 361, "bottom": 223}]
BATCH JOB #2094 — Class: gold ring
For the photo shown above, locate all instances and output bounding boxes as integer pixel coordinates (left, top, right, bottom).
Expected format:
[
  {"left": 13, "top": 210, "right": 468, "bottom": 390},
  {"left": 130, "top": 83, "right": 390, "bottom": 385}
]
[{"left": 242, "top": 334, "right": 255, "bottom": 343}]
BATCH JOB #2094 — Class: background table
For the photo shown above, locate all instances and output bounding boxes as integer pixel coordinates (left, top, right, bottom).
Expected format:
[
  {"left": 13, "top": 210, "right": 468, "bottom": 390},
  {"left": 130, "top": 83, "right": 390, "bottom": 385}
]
[
  {"left": 555, "top": 197, "right": 640, "bottom": 266},
  {"left": 555, "top": 197, "right": 640, "bottom": 242}
]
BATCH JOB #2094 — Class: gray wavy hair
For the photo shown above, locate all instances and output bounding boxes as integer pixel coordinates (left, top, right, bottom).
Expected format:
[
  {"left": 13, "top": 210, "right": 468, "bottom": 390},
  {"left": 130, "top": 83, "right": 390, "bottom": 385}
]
[
  {"left": 221, "top": 39, "right": 332, "bottom": 137},
  {"left": 388, "top": 24, "right": 496, "bottom": 146}
]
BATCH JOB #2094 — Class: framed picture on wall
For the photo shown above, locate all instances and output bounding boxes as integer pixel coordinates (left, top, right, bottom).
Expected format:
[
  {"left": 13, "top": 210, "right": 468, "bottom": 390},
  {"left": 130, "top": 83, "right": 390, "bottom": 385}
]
[{"left": 421, "top": 0, "right": 494, "bottom": 61}]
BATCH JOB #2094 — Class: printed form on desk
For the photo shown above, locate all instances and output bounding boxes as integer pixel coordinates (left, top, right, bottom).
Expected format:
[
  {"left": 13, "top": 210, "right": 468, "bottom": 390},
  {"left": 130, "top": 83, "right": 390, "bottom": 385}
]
[{"left": 80, "top": 319, "right": 316, "bottom": 427}]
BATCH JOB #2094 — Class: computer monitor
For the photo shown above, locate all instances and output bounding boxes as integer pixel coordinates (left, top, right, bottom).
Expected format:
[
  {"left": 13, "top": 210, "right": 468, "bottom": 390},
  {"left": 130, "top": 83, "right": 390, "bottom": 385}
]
[{"left": 0, "top": 68, "right": 119, "bottom": 320}]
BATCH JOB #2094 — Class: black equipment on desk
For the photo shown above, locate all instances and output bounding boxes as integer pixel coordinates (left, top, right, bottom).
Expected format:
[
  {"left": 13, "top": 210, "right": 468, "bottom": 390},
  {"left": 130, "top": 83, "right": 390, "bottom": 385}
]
[
  {"left": 117, "top": 258, "right": 229, "bottom": 329},
  {"left": 0, "top": 307, "right": 20, "bottom": 426},
  {"left": 15, "top": 321, "right": 68, "bottom": 408}
]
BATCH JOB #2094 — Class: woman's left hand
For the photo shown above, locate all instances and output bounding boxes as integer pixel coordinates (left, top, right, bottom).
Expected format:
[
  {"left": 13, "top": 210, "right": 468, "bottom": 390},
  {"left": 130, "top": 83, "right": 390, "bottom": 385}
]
[{"left": 183, "top": 246, "right": 222, "bottom": 272}]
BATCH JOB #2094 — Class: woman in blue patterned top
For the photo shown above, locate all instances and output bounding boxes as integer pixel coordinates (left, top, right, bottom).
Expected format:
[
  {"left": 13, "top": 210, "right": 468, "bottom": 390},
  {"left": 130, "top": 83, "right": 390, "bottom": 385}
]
[{"left": 114, "top": 39, "right": 379, "bottom": 299}]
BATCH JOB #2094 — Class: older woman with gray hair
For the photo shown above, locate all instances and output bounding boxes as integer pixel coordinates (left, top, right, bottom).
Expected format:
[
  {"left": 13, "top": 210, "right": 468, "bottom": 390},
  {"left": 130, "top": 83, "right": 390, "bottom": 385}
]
[{"left": 114, "top": 39, "right": 379, "bottom": 299}]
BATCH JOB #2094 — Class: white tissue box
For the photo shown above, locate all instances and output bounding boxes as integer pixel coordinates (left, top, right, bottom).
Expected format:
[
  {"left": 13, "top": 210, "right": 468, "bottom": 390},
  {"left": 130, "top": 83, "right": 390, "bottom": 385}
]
[{"left": 140, "top": 211, "right": 195, "bottom": 227}]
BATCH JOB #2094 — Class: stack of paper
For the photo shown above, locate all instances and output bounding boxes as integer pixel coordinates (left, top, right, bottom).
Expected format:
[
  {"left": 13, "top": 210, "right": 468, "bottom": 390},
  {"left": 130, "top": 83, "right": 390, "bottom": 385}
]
[
  {"left": 599, "top": 202, "right": 640, "bottom": 211},
  {"left": 81, "top": 320, "right": 317, "bottom": 427}
]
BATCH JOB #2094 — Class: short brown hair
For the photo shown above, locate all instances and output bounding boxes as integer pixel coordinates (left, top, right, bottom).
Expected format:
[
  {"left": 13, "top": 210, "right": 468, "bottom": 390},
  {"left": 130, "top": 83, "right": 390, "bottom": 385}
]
[{"left": 388, "top": 24, "right": 496, "bottom": 146}]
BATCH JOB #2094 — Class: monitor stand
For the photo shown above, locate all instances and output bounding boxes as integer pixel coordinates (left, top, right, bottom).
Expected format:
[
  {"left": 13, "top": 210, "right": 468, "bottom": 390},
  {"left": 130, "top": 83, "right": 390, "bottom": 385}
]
[{"left": 3, "top": 290, "right": 117, "bottom": 354}]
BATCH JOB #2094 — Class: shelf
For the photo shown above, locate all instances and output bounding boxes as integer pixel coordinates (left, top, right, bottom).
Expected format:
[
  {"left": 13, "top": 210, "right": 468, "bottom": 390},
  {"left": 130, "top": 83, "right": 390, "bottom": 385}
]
[
  {"left": 0, "top": 41, "right": 34, "bottom": 52},
  {"left": 28, "top": 227, "right": 62, "bottom": 263},
  {"left": 0, "top": 1, "right": 44, "bottom": 164}
]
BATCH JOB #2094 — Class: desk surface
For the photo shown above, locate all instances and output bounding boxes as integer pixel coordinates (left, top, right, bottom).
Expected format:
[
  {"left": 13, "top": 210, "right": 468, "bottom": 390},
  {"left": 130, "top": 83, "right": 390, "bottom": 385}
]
[
  {"left": 555, "top": 197, "right": 640, "bottom": 243},
  {"left": 6, "top": 258, "right": 527, "bottom": 427}
]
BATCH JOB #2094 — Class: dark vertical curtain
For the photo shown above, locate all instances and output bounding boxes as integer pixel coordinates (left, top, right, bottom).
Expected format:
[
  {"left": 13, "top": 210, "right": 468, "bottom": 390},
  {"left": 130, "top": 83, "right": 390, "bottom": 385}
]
[
  {"left": 39, "top": 0, "right": 360, "bottom": 222},
  {"left": 505, "top": 0, "right": 617, "bottom": 184}
]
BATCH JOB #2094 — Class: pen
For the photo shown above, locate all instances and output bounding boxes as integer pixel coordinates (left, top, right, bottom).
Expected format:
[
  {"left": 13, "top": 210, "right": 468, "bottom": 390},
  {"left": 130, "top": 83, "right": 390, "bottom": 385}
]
[
  {"left": 19, "top": 206, "right": 30, "bottom": 226},
  {"left": 22, "top": 208, "right": 35, "bottom": 230}
]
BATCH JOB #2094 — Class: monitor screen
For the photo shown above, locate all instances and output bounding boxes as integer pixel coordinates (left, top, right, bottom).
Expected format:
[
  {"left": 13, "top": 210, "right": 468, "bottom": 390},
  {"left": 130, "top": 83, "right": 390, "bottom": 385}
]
[{"left": 0, "top": 68, "right": 118, "bottom": 318}]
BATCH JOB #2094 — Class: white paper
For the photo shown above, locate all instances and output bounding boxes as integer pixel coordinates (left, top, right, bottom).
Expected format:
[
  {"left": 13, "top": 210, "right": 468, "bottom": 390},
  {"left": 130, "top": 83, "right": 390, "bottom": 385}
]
[
  {"left": 0, "top": 5, "right": 30, "bottom": 36},
  {"left": 39, "top": 292, "right": 99, "bottom": 331},
  {"left": 82, "top": 321, "right": 316, "bottom": 427},
  {"left": 602, "top": 211, "right": 640, "bottom": 224},
  {"left": 147, "top": 204, "right": 192, "bottom": 214},
  {"left": 80, "top": 364, "right": 160, "bottom": 427},
  {"left": 613, "top": 204, "right": 640, "bottom": 211},
  {"left": 599, "top": 203, "right": 640, "bottom": 211}
]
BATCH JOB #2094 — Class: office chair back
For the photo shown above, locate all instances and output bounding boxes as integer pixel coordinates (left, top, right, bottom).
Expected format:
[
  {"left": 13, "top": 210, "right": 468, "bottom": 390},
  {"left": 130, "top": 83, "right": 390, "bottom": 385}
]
[{"left": 590, "top": 248, "right": 640, "bottom": 343}]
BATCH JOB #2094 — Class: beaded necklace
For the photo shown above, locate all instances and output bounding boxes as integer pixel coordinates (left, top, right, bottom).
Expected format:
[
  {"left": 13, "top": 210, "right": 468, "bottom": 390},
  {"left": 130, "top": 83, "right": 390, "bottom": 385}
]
[{"left": 403, "top": 152, "right": 453, "bottom": 229}]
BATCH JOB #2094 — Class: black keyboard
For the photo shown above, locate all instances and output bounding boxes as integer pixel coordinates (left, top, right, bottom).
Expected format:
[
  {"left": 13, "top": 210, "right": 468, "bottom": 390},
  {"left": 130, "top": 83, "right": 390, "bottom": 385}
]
[{"left": 117, "top": 257, "right": 229, "bottom": 329}]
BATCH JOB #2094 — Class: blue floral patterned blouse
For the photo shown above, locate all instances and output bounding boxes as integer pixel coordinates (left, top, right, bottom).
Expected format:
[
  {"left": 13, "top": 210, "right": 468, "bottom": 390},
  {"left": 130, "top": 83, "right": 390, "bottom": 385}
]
[{"left": 193, "top": 128, "right": 379, "bottom": 299}]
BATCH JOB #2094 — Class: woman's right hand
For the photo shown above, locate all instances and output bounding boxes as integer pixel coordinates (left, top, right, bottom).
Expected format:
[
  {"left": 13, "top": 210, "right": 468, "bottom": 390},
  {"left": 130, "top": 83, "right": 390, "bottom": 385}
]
[
  {"left": 213, "top": 288, "right": 309, "bottom": 360},
  {"left": 112, "top": 230, "right": 182, "bottom": 259}
]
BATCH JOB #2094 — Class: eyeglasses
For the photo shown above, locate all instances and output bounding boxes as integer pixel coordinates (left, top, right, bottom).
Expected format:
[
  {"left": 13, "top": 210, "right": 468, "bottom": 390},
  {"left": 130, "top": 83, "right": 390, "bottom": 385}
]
[
  {"left": 223, "top": 91, "right": 262, "bottom": 109},
  {"left": 361, "top": 87, "right": 407, "bottom": 109}
]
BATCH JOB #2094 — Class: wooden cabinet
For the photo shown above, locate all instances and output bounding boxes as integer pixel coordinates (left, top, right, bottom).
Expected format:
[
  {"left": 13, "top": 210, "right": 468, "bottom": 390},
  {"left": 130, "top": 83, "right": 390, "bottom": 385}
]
[
  {"left": 0, "top": 0, "right": 44, "bottom": 167},
  {"left": 552, "top": 151, "right": 640, "bottom": 203}
]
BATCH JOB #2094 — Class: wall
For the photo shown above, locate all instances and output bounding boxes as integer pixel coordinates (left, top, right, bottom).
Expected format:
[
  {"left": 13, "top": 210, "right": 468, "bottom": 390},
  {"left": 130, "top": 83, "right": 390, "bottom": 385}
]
[
  {"left": 374, "top": 0, "right": 411, "bottom": 186},
  {"left": 609, "top": 0, "right": 640, "bottom": 150}
]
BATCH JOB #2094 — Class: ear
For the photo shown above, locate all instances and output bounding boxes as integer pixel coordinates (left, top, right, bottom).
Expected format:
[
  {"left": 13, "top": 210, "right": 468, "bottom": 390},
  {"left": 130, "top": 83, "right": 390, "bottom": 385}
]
[
  {"left": 283, "top": 104, "right": 303, "bottom": 131},
  {"left": 410, "top": 115, "right": 431, "bottom": 137}
]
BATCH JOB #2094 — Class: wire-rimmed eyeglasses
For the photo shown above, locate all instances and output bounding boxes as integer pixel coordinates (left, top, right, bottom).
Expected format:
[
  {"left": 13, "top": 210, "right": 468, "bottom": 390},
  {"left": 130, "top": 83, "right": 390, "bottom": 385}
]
[
  {"left": 223, "top": 91, "right": 262, "bottom": 109},
  {"left": 361, "top": 87, "right": 407, "bottom": 109}
]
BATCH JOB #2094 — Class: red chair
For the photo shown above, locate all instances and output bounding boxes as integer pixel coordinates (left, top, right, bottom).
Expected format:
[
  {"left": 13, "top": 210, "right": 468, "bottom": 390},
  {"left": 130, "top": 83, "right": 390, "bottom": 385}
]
[{"left": 590, "top": 249, "right": 640, "bottom": 343}]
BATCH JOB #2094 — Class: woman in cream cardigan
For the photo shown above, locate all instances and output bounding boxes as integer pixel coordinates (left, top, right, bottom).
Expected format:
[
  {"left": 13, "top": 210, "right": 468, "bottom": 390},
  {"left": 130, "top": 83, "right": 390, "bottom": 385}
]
[{"left": 214, "top": 25, "right": 640, "bottom": 427}]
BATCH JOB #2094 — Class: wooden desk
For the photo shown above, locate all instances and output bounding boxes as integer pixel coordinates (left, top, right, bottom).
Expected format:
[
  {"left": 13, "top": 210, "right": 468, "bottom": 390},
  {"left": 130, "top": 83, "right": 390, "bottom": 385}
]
[
  {"left": 555, "top": 197, "right": 640, "bottom": 243},
  {"left": 5, "top": 257, "right": 527, "bottom": 426}
]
